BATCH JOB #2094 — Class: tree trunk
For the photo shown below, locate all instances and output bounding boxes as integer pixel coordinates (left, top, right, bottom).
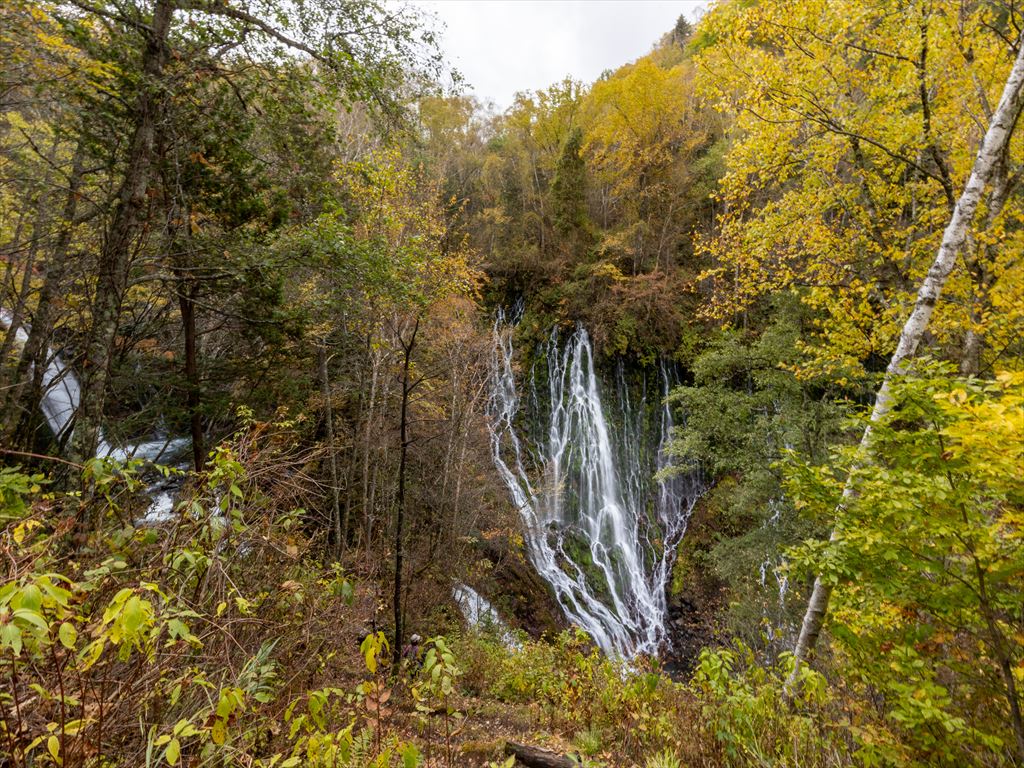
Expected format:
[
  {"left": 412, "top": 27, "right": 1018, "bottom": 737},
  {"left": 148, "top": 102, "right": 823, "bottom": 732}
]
[
  {"left": 0, "top": 220, "right": 40, "bottom": 372},
  {"left": 360, "top": 338, "right": 379, "bottom": 560},
  {"left": 338, "top": 321, "right": 363, "bottom": 556},
  {"left": 4, "top": 149, "right": 85, "bottom": 446},
  {"left": 788, "top": 37, "right": 1024, "bottom": 684},
  {"left": 973, "top": 552, "right": 1024, "bottom": 759},
  {"left": 392, "top": 316, "right": 418, "bottom": 668},
  {"left": 71, "top": 0, "right": 175, "bottom": 462},
  {"left": 163, "top": 192, "right": 206, "bottom": 471},
  {"left": 960, "top": 140, "right": 1014, "bottom": 376},
  {"left": 504, "top": 742, "right": 577, "bottom": 768},
  {"left": 0, "top": 152, "right": 56, "bottom": 373},
  {"left": 178, "top": 273, "right": 204, "bottom": 470},
  {"left": 0, "top": 214, "right": 26, "bottom": 313},
  {"left": 319, "top": 343, "right": 342, "bottom": 558}
]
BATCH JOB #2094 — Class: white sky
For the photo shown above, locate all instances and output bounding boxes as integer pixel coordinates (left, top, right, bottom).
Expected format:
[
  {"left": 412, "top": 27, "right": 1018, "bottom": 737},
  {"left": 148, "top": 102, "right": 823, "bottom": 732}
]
[{"left": 409, "top": 1, "right": 707, "bottom": 109}]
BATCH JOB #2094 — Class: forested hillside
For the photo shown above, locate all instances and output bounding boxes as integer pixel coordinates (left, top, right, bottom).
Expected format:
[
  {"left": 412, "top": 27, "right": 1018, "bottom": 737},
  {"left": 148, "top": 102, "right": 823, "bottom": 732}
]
[{"left": 1, "top": 1, "right": 1022, "bottom": 766}]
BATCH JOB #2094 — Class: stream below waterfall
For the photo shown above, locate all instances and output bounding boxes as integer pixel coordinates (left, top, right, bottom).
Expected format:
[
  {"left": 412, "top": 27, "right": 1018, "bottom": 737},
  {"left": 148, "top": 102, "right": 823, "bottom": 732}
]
[
  {"left": 489, "top": 311, "right": 705, "bottom": 658},
  {"left": 1, "top": 309, "right": 190, "bottom": 518}
]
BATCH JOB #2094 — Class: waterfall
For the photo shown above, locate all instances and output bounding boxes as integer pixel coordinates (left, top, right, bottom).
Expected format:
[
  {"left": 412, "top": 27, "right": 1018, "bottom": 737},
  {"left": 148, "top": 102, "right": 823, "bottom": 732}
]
[
  {"left": 759, "top": 498, "right": 790, "bottom": 604},
  {"left": 2, "top": 308, "right": 79, "bottom": 445},
  {"left": 2, "top": 309, "right": 190, "bottom": 523},
  {"left": 489, "top": 312, "right": 703, "bottom": 657},
  {"left": 1, "top": 308, "right": 189, "bottom": 463},
  {"left": 452, "top": 583, "right": 521, "bottom": 648},
  {"left": 758, "top": 497, "right": 792, "bottom": 646}
]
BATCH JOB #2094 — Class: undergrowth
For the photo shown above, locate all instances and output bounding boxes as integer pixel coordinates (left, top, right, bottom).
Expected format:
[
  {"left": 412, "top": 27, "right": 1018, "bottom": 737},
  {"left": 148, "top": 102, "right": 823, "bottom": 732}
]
[{"left": 0, "top": 418, "right": 985, "bottom": 767}]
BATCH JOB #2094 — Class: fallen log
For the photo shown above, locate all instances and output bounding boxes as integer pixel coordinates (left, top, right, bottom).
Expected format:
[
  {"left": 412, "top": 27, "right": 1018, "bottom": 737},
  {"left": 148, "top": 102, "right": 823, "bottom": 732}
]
[{"left": 504, "top": 741, "right": 577, "bottom": 768}]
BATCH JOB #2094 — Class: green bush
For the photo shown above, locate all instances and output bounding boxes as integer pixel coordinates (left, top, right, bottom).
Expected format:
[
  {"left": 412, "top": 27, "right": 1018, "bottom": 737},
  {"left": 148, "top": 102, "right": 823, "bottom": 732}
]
[
  {"left": 455, "top": 630, "right": 693, "bottom": 762},
  {"left": 691, "top": 643, "right": 847, "bottom": 767}
]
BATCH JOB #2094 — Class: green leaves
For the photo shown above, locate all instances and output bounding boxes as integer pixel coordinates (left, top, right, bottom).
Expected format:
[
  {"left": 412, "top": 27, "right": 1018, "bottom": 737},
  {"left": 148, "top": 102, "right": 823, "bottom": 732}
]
[
  {"left": 0, "top": 574, "right": 78, "bottom": 657},
  {"left": 784, "top": 365, "right": 1024, "bottom": 759},
  {"left": 416, "top": 636, "right": 461, "bottom": 703},
  {"left": 0, "top": 466, "right": 46, "bottom": 524},
  {"left": 19, "top": 584, "right": 43, "bottom": 612},
  {"left": 165, "top": 618, "right": 199, "bottom": 647},
  {"left": 0, "top": 622, "right": 23, "bottom": 656},
  {"left": 100, "top": 587, "right": 158, "bottom": 660},
  {"left": 399, "top": 742, "right": 422, "bottom": 768},
  {"left": 46, "top": 734, "right": 59, "bottom": 760},
  {"left": 693, "top": 642, "right": 837, "bottom": 759}
]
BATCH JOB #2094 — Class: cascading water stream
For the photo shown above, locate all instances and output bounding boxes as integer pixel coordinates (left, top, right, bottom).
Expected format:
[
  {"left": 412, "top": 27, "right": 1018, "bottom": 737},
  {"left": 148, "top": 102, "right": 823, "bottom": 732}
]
[
  {"left": 1, "top": 309, "right": 189, "bottom": 462},
  {"left": 452, "top": 583, "right": 521, "bottom": 648},
  {"left": 489, "top": 311, "right": 704, "bottom": 657},
  {"left": 758, "top": 497, "right": 792, "bottom": 646},
  {"left": 2, "top": 309, "right": 190, "bottom": 519}
]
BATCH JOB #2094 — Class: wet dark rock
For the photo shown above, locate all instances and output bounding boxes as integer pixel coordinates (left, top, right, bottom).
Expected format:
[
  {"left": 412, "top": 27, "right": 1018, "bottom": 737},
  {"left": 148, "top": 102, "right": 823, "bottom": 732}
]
[
  {"left": 477, "top": 532, "right": 567, "bottom": 638},
  {"left": 660, "top": 491, "right": 728, "bottom": 678}
]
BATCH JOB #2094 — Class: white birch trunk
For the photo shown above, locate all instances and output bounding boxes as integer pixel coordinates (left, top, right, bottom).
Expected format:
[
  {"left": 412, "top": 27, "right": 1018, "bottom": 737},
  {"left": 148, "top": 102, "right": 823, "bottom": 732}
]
[{"left": 788, "top": 38, "right": 1024, "bottom": 683}]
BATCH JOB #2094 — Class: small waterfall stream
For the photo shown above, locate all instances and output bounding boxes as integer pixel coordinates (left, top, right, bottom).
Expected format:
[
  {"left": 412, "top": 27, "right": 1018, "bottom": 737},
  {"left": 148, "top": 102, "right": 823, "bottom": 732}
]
[
  {"left": 2, "top": 309, "right": 190, "bottom": 520},
  {"left": 453, "top": 583, "right": 521, "bottom": 648},
  {"left": 1, "top": 309, "right": 189, "bottom": 462},
  {"left": 489, "top": 312, "right": 704, "bottom": 657},
  {"left": 758, "top": 498, "right": 792, "bottom": 646}
]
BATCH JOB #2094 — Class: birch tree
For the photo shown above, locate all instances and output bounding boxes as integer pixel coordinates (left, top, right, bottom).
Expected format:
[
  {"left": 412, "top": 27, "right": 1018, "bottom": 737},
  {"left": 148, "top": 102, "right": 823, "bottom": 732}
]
[{"left": 789, "top": 35, "right": 1024, "bottom": 680}]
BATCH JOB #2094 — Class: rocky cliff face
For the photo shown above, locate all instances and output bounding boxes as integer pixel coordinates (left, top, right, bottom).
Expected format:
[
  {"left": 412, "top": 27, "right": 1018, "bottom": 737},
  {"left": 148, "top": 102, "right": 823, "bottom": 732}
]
[
  {"left": 489, "top": 315, "right": 706, "bottom": 658},
  {"left": 663, "top": 491, "right": 728, "bottom": 675}
]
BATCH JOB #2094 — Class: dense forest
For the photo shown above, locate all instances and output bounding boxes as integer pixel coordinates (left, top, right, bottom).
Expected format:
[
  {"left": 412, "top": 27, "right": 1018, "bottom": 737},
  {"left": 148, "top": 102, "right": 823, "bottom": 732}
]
[{"left": 1, "top": 1, "right": 1022, "bottom": 766}]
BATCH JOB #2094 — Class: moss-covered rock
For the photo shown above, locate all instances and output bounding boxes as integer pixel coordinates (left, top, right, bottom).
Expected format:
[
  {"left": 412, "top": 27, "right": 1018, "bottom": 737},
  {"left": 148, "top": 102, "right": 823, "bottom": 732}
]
[{"left": 663, "top": 482, "right": 730, "bottom": 674}]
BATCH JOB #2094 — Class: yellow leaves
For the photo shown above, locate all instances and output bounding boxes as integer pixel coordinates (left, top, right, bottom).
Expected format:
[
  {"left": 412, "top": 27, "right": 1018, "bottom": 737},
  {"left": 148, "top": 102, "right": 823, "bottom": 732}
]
[
  {"left": 932, "top": 370, "right": 1024, "bottom": 490},
  {"left": 946, "top": 388, "right": 969, "bottom": 405},
  {"left": 78, "top": 638, "right": 105, "bottom": 669},
  {"left": 164, "top": 737, "right": 181, "bottom": 765},
  {"left": 3, "top": 1, "right": 118, "bottom": 92},
  {"left": 360, "top": 631, "right": 388, "bottom": 674},
  {"left": 12, "top": 518, "right": 42, "bottom": 545},
  {"left": 209, "top": 687, "right": 245, "bottom": 745},
  {"left": 154, "top": 718, "right": 201, "bottom": 765},
  {"left": 690, "top": 0, "right": 1023, "bottom": 377},
  {"left": 583, "top": 58, "right": 699, "bottom": 199},
  {"left": 336, "top": 148, "right": 481, "bottom": 310},
  {"left": 35, "top": 30, "right": 78, "bottom": 57},
  {"left": 589, "top": 261, "right": 627, "bottom": 283},
  {"left": 995, "top": 370, "right": 1024, "bottom": 388}
]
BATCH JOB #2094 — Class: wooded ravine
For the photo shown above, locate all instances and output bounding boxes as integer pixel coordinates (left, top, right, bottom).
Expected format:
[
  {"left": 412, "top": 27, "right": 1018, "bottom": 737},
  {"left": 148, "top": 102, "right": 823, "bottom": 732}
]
[{"left": 1, "top": 2, "right": 1022, "bottom": 766}]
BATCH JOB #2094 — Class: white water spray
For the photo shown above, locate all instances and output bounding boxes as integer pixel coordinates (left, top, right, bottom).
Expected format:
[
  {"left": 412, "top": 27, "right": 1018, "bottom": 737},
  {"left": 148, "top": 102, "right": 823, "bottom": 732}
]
[
  {"left": 489, "top": 312, "right": 703, "bottom": 657},
  {"left": 452, "top": 583, "right": 521, "bottom": 648},
  {"left": 2, "top": 309, "right": 190, "bottom": 521},
  {"left": 758, "top": 497, "right": 792, "bottom": 645},
  {"left": 2, "top": 308, "right": 189, "bottom": 462}
]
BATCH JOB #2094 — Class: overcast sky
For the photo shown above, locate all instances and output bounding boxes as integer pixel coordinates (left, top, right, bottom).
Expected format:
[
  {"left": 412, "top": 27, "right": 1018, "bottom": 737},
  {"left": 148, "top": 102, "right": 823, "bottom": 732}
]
[{"left": 408, "top": 1, "right": 707, "bottom": 110}]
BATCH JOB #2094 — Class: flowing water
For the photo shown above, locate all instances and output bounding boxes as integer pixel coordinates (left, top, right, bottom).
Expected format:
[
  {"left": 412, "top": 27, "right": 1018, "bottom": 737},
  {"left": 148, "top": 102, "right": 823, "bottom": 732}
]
[
  {"left": 758, "top": 497, "right": 792, "bottom": 646},
  {"left": 489, "top": 312, "right": 704, "bottom": 657},
  {"left": 6, "top": 304, "right": 704, "bottom": 644},
  {"left": 2, "top": 309, "right": 190, "bottom": 520},
  {"left": 452, "top": 583, "right": 521, "bottom": 648}
]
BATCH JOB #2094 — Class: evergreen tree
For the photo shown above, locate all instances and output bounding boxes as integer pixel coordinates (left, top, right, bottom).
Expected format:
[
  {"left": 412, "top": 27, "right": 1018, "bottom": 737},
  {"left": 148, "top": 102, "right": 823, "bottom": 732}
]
[{"left": 551, "top": 127, "right": 589, "bottom": 238}]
